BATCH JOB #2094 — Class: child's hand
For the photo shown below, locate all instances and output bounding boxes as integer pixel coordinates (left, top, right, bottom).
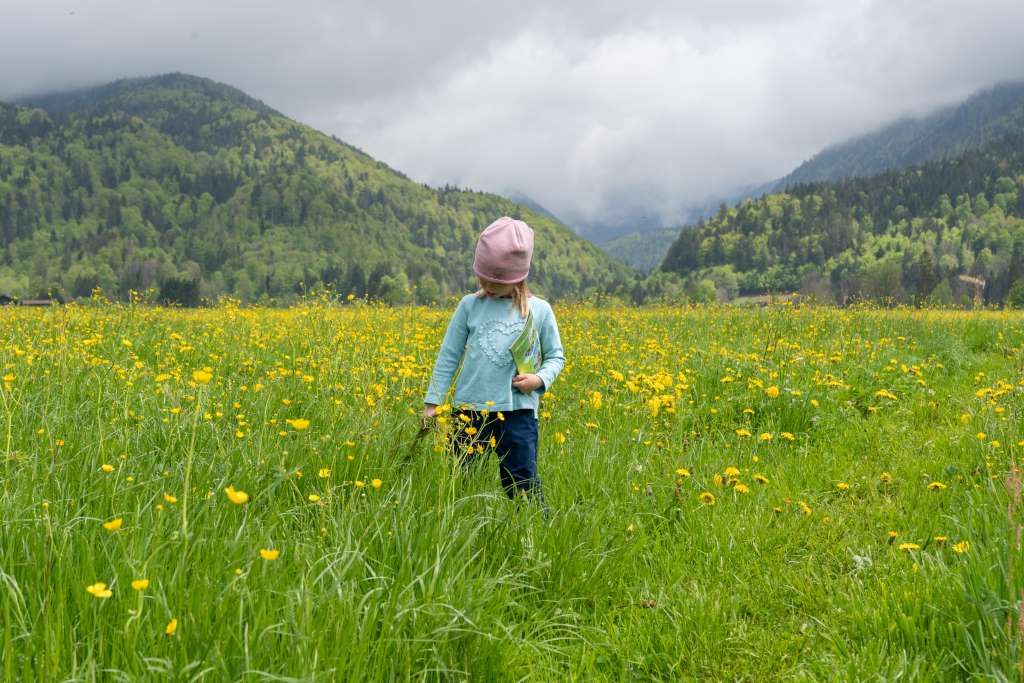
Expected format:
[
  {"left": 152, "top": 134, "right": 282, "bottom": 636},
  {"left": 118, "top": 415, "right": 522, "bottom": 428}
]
[
  {"left": 511, "top": 374, "right": 543, "bottom": 393},
  {"left": 420, "top": 404, "right": 438, "bottom": 430}
]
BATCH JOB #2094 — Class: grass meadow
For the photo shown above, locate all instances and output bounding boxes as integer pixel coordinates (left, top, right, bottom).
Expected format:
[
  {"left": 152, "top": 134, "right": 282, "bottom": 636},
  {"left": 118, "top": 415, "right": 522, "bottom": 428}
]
[{"left": 1, "top": 300, "right": 1023, "bottom": 681}]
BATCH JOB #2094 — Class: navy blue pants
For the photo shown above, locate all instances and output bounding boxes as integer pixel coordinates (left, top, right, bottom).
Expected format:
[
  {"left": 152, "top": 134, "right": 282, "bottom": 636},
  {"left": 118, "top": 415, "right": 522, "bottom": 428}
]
[{"left": 452, "top": 408, "right": 547, "bottom": 511}]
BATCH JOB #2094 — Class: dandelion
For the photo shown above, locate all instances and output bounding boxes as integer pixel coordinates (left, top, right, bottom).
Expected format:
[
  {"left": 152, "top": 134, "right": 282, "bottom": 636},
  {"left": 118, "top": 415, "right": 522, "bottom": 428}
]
[
  {"left": 131, "top": 579, "right": 149, "bottom": 590},
  {"left": 590, "top": 391, "right": 603, "bottom": 409},
  {"left": 933, "top": 536, "right": 947, "bottom": 544},
  {"left": 192, "top": 369, "right": 212, "bottom": 384},
  {"left": 224, "top": 486, "right": 250, "bottom": 504},
  {"left": 371, "top": 479, "right": 382, "bottom": 489},
  {"left": 102, "top": 517, "right": 123, "bottom": 532},
  {"left": 898, "top": 543, "right": 920, "bottom": 552},
  {"left": 165, "top": 618, "right": 178, "bottom": 636},
  {"left": 318, "top": 468, "right": 330, "bottom": 478},
  {"left": 286, "top": 418, "right": 310, "bottom": 430},
  {"left": 799, "top": 501, "right": 811, "bottom": 516},
  {"left": 754, "top": 474, "right": 769, "bottom": 484},
  {"left": 259, "top": 548, "right": 280, "bottom": 561},
  {"left": 86, "top": 582, "right": 113, "bottom": 599},
  {"left": 101, "top": 463, "right": 115, "bottom": 473},
  {"left": 835, "top": 482, "right": 849, "bottom": 491},
  {"left": 880, "top": 472, "right": 892, "bottom": 482},
  {"left": 698, "top": 492, "right": 716, "bottom": 506},
  {"left": 952, "top": 540, "right": 970, "bottom": 554},
  {"left": 734, "top": 483, "right": 750, "bottom": 494},
  {"left": 163, "top": 493, "right": 177, "bottom": 504},
  {"left": 308, "top": 493, "right": 321, "bottom": 502},
  {"left": 354, "top": 480, "right": 366, "bottom": 488},
  {"left": 735, "top": 428, "right": 752, "bottom": 437},
  {"left": 724, "top": 466, "right": 740, "bottom": 478},
  {"left": 927, "top": 481, "right": 947, "bottom": 491},
  {"left": 781, "top": 432, "right": 795, "bottom": 441},
  {"left": 874, "top": 389, "right": 898, "bottom": 401},
  {"left": 765, "top": 386, "right": 779, "bottom": 398},
  {"left": 759, "top": 432, "right": 773, "bottom": 441},
  {"left": 675, "top": 468, "right": 691, "bottom": 478}
]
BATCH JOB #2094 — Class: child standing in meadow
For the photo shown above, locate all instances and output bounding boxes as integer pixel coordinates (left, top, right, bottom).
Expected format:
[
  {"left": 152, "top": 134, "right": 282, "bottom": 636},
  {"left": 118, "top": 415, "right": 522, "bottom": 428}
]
[{"left": 422, "top": 216, "right": 565, "bottom": 510}]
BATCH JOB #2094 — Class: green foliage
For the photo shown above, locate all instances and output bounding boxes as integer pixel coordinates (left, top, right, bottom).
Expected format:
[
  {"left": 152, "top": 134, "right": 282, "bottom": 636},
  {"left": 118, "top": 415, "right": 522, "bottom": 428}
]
[
  {"left": 0, "top": 74, "right": 634, "bottom": 304},
  {"left": 661, "top": 134, "right": 1024, "bottom": 305},
  {"left": 1008, "top": 279, "right": 1024, "bottom": 309},
  {"left": 600, "top": 227, "right": 680, "bottom": 273}
]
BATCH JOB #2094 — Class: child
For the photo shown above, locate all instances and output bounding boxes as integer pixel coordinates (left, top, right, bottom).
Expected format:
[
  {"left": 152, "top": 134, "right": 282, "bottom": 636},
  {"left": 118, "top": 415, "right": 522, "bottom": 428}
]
[{"left": 422, "top": 216, "right": 565, "bottom": 510}]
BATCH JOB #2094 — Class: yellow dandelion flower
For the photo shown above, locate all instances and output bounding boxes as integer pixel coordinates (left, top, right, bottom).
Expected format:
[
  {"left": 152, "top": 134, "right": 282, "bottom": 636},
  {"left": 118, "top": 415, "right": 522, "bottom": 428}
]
[
  {"left": 933, "top": 536, "right": 947, "bottom": 544},
  {"left": 131, "top": 579, "right": 149, "bottom": 590},
  {"left": 371, "top": 479, "right": 382, "bottom": 489},
  {"left": 163, "top": 493, "right": 177, "bottom": 504},
  {"left": 675, "top": 468, "right": 691, "bottom": 478},
  {"left": 103, "top": 518, "right": 123, "bottom": 532},
  {"left": 952, "top": 540, "right": 970, "bottom": 554},
  {"left": 354, "top": 480, "right": 366, "bottom": 488},
  {"left": 927, "top": 481, "right": 947, "bottom": 491},
  {"left": 724, "top": 466, "right": 740, "bottom": 478},
  {"left": 781, "top": 432, "right": 795, "bottom": 441},
  {"left": 765, "top": 386, "right": 779, "bottom": 398},
  {"left": 286, "top": 418, "right": 310, "bottom": 430},
  {"left": 898, "top": 542, "right": 920, "bottom": 552},
  {"left": 318, "top": 468, "right": 330, "bottom": 478},
  {"left": 759, "top": 432, "right": 773, "bottom": 441},
  {"left": 101, "top": 463, "right": 115, "bottom": 473},
  {"left": 86, "top": 582, "right": 112, "bottom": 599},
  {"left": 734, "top": 483, "right": 750, "bottom": 494},
  {"left": 224, "top": 486, "right": 250, "bottom": 504},
  {"left": 735, "top": 428, "right": 752, "bottom": 437},
  {"left": 165, "top": 618, "right": 178, "bottom": 636},
  {"left": 259, "top": 548, "right": 280, "bottom": 561},
  {"left": 835, "top": 482, "right": 849, "bottom": 491},
  {"left": 754, "top": 474, "right": 769, "bottom": 484},
  {"left": 880, "top": 472, "right": 892, "bottom": 482},
  {"left": 308, "top": 493, "right": 321, "bottom": 502},
  {"left": 192, "top": 370, "right": 212, "bottom": 385},
  {"left": 698, "top": 492, "right": 716, "bottom": 506}
]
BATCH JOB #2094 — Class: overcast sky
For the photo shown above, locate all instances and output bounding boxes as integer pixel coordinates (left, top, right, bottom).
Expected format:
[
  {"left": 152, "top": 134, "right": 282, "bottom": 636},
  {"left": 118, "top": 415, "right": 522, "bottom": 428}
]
[{"left": 2, "top": 0, "right": 1024, "bottom": 236}]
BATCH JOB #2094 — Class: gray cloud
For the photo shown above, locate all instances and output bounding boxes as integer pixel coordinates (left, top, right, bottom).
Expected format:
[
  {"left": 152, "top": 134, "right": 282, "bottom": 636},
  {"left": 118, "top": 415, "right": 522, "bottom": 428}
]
[{"left": 2, "top": 0, "right": 1023, "bottom": 237}]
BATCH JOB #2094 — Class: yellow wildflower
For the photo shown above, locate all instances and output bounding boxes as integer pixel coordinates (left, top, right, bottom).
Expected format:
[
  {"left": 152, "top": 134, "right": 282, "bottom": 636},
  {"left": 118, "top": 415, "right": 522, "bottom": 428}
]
[
  {"left": 102, "top": 517, "right": 123, "bottom": 532},
  {"left": 224, "top": 486, "right": 250, "bottom": 504},
  {"left": 86, "top": 582, "right": 112, "bottom": 599},
  {"left": 259, "top": 548, "right": 280, "bottom": 561}
]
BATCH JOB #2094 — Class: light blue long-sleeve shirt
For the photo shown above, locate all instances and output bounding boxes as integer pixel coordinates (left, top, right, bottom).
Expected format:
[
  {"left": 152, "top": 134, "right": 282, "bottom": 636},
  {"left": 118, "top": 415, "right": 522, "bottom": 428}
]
[{"left": 424, "top": 293, "right": 565, "bottom": 416}]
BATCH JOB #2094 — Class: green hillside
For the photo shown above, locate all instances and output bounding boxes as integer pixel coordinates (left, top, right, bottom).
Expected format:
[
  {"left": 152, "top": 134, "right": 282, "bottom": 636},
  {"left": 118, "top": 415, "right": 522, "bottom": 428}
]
[
  {"left": 600, "top": 227, "right": 680, "bottom": 273},
  {"left": 660, "top": 133, "right": 1024, "bottom": 305},
  {"left": 781, "top": 81, "right": 1024, "bottom": 187},
  {"left": 0, "top": 73, "right": 634, "bottom": 304}
]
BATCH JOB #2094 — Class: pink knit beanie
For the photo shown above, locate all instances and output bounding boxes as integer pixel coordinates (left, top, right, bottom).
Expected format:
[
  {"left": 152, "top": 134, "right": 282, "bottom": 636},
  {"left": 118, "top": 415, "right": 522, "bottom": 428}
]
[{"left": 473, "top": 217, "right": 534, "bottom": 284}]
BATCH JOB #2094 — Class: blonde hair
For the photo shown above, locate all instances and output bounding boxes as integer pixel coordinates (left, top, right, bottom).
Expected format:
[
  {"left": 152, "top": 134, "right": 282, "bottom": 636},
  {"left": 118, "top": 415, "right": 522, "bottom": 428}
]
[{"left": 475, "top": 278, "right": 531, "bottom": 317}]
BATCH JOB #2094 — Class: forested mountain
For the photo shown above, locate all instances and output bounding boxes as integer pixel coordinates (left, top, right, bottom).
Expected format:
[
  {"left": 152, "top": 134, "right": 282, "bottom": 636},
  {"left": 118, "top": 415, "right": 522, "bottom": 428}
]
[
  {"left": 660, "top": 133, "right": 1024, "bottom": 305},
  {"left": 600, "top": 227, "right": 681, "bottom": 273},
  {"left": 780, "top": 81, "right": 1024, "bottom": 187},
  {"left": 0, "top": 73, "right": 634, "bottom": 304}
]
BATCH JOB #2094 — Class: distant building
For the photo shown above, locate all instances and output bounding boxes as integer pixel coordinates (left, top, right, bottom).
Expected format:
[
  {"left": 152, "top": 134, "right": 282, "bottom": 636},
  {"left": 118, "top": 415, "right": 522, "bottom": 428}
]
[{"left": 19, "top": 299, "right": 54, "bottom": 307}]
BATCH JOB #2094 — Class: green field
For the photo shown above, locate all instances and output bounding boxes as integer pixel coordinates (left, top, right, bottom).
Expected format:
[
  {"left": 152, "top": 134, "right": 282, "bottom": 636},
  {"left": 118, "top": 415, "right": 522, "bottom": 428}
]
[{"left": 1, "top": 302, "right": 1022, "bottom": 681}]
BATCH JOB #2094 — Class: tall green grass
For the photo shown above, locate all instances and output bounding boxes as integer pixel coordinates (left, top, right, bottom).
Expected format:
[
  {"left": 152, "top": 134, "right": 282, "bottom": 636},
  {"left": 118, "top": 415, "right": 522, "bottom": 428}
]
[{"left": 1, "top": 302, "right": 1021, "bottom": 680}]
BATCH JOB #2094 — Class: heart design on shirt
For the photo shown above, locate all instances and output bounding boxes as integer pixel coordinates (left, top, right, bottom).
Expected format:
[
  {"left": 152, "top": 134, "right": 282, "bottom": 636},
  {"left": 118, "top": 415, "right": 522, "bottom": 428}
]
[{"left": 477, "top": 317, "right": 526, "bottom": 368}]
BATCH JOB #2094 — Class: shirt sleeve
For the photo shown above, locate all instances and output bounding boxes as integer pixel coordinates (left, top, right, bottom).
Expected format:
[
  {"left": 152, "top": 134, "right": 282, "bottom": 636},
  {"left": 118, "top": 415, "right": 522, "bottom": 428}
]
[
  {"left": 424, "top": 298, "right": 470, "bottom": 406},
  {"left": 534, "top": 305, "right": 565, "bottom": 394}
]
